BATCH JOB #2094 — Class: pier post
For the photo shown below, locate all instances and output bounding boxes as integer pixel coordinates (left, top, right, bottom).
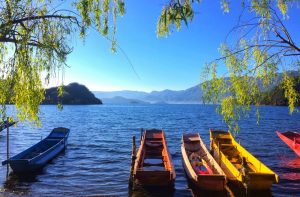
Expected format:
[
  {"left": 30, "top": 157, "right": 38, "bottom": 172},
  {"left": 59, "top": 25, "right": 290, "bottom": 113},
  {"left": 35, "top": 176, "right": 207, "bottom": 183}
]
[
  {"left": 140, "top": 128, "right": 143, "bottom": 141},
  {"left": 6, "top": 117, "right": 10, "bottom": 177},
  {"left": 132, "top": 136, "right": 136, "bottom": 157},
  {"left": 129, "top": 135, "right": 136, "bottom": 188}
]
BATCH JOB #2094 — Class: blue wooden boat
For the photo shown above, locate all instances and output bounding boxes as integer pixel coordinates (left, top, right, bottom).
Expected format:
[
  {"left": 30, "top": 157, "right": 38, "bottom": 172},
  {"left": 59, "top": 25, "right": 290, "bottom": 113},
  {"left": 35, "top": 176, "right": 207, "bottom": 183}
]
[{"left": 2, "top": 127, "right": 70, "bottom": 173}]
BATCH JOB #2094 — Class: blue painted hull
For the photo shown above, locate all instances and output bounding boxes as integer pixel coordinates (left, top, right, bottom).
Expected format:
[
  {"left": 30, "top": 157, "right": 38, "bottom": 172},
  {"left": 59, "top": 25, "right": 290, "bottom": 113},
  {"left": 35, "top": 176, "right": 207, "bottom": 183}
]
[{"left": 3, "top": 127, "right": 70, "bottom": 174}]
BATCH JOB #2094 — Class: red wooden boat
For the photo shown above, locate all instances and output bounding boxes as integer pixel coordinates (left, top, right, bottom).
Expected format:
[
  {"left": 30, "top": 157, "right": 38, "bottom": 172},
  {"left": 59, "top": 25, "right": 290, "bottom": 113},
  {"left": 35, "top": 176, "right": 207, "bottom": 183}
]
[
  {"left": 276, "top": 131, "right": 300, "bottom": 157},
  {"left": 133, "top": 129, "right": 176, "bottom": 187}
]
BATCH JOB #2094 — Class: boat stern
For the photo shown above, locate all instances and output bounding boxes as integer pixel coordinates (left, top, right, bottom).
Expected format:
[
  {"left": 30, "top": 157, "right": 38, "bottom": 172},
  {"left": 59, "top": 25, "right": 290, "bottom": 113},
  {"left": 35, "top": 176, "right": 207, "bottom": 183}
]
[
  {"left": 196, "top": 174, "right": 226, "bottom": 191},
  {"left": 134, "top": 170, "right": 175, "bottom": 186},
  {"left": 247, "top": 172, "right": 279, "bottom": 190}
]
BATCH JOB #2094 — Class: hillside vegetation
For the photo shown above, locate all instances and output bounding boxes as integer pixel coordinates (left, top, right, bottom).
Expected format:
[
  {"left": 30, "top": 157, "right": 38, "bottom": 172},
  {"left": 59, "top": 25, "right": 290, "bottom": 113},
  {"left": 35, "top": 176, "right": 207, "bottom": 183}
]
[{"left": 43, "top": 83, "right": 102, "bottom": 105}]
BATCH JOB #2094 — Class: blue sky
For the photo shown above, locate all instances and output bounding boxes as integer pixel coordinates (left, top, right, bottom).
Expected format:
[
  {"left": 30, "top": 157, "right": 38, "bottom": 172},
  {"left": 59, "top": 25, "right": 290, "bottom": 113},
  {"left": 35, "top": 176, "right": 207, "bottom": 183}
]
[{"left": 50, "top": 1, "right": 299, "bottom": 92}]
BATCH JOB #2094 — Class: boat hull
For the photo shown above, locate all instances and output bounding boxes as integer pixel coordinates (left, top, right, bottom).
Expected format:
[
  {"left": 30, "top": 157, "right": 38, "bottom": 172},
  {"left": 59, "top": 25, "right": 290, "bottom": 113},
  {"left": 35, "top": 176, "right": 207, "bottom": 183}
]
[
  {"left": 211, "top": 149, "right": 276, "bottom": 190},
  {"left": 3, "top": 127, "right": 69, "bottom": 174},
  {"left": 133, "top": 129, "right": 176, "bottom": 187},
  {"left": 210, "top": 130, "right": 278, "bottom": 190},
  {"left": 277, "top": 131, "right": 300, "bottom": 157},
  {"left": 182, "top": 160, "right": 225, "bottom": 191},
  {"left": 134, "top": 170, "right": 174, "bottom": 186},
  {"left": 10, "top": 139, "right": 67, "bottom": 173},
  {"left": 181, "top": 133, "right": 226, "bottom": 191}
]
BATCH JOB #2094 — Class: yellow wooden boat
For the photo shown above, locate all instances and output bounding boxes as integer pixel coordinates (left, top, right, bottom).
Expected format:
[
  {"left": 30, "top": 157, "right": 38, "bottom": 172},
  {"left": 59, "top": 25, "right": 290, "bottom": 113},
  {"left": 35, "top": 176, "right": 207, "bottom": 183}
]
[{"left": 210, "top": 130, "right": 279, "bottom": 190}]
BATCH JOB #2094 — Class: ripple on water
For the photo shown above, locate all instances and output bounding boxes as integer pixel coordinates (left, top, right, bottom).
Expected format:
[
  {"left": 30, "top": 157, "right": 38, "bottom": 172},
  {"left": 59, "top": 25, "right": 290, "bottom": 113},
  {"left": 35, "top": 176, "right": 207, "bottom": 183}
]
[{"left": 1, "top": 105, "right": 300, "bottom": 196}]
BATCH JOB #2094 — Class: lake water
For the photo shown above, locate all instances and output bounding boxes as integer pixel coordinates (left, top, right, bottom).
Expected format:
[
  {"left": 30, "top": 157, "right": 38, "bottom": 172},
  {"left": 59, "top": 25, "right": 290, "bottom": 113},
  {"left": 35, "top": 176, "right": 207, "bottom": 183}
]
[{"left": 0, "top": 104, "right": 299, "bottom": 196}]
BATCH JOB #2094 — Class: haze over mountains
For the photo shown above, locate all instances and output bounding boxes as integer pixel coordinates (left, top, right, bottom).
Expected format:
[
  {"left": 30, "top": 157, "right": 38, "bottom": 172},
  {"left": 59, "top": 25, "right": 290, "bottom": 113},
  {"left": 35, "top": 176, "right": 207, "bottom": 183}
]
[
  {"left": 93, "top": 84, "right": 203, "bottom": 104},
  {"left": 93, "top": 71, "right": 299, "bottom": 104}
]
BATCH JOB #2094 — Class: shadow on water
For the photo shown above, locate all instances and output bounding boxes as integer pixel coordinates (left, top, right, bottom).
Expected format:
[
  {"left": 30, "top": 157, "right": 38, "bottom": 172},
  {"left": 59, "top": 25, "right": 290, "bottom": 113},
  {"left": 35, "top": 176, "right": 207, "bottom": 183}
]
[
  {"left": 129, "top": 186, "right": 175, "bottom": 197},
  {"left": 185, "top": 174, "right": 273, "bottom": 197},
  {"left": 3, "top": 171, "right": 41, "bottom": 195},
  {"left": 190, "top": 188, "right": 228, "bottom": 197},
  {"left": 185, "top": 178, "right": 227, "bottom": 197},
  {"left": 227, "top": 182, "right": 273, "bottom": 197}
]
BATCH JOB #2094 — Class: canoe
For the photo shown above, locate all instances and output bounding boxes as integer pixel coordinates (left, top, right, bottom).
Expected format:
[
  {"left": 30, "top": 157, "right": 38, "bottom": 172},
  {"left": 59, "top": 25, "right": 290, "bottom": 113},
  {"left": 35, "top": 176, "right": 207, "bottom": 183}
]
[
  {"left": 276, "top": 131, "right": 300, "bottom": 157},
  {"left": 181, "top": 133, "right": 226, "bottom": 191},
  {"left": 2, "top": 127, "right": 70, "bottom": 173},
  {"left": 133, "top": 129, "right": 176, "bottom": 187},
  {"left": 210, "top": 130, "right": 279, "bottom": 190}
]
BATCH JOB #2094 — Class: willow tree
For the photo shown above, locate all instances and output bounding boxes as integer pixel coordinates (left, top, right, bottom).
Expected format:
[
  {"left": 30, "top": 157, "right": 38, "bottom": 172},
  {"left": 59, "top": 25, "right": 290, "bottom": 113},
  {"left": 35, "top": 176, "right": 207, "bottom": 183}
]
[
  {"left": 157, "top": 0, "right": 300, "bottom": 131},
  {"left": 0, "top": 0, "right": 124, "bottom": 125}
]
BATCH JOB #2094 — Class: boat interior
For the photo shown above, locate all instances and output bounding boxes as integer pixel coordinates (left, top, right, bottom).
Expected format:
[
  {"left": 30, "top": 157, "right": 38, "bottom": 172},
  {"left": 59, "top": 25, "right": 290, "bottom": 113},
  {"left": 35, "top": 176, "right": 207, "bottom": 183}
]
[
  {"left": 21, "top": 140, "right": 59, "bottom": 160},
  {"left": 183, "top": 135, "right": 203, "bottom": 160},
  {"left": 183, "top": 135, "right": 210, "bottom": 172},
  {"left": 283, "top": 131, "right": 300, "bottom": 143},
  {"left": 139, "top": 130, "right": 171, "bottom": 171},
  {"left": 183, "top": 134, "right": 221, "bottom": 174},
  {"left": 49, "top": 128, "right": 69, "bottom": 139},
  {"left": 211, "top": 131, "right": 257, "bottom": 174}
]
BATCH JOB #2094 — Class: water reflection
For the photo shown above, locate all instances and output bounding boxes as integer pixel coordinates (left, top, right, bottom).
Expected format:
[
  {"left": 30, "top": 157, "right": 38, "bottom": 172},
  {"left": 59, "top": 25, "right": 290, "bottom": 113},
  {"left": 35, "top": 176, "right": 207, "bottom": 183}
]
[
  {"left": 226, "top": 182, "right": 273, "bottom": 197},
  {"left": 129, "top": 186, "right": 175, "bottom": 197},
  {"left": 187, "top": 181, "right": 227, "bottom": 197},
  {"left": 3, "top": 172, "right": 39, "bottom": 195},
  {"left": 278, "top": 156, "right": 300, "bottom": 181},
  {"left": 1, "top": 105, "right": 300, "bottom": 196},
  {"left": 280, "top": 157, "right": 300, "bottom": 169}
]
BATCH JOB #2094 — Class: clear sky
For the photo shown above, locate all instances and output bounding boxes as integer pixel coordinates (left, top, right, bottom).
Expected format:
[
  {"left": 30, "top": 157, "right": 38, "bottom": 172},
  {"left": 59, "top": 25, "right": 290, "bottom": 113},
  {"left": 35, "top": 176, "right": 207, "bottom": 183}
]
[{"left": 48, "top": 1, "right": 299, "bottom": 92}]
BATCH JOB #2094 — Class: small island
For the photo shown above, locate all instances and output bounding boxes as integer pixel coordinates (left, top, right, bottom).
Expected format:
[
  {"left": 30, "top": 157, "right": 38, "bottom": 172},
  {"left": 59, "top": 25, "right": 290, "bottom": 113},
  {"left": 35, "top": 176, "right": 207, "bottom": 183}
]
[{"left": 43, "top": 83, "right": 102, "bottom": 105}]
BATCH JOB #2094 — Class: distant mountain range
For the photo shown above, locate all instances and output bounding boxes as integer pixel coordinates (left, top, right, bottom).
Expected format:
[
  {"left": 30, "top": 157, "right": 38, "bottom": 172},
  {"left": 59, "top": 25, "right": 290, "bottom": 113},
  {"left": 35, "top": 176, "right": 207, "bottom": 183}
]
[
  {"left": 101, "top": 96, "right": 150, "bottom": 104},
  {"left": 94, "top": 71, "right": 299, "bottom": 104},
  {"left": 93, "top": 84, "right": 203, "bottom": 104}
]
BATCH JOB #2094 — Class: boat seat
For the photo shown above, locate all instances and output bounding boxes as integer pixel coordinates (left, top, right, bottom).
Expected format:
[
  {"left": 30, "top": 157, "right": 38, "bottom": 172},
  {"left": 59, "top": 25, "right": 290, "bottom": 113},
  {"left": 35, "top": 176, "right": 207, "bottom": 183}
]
[
  {"left": 186, "top": 146, "right": 200, "bottom": 154},
  {"left": 142, "top": 165, "right": 166, "bottom": 171},
  {"left": 143, "top": 157, "right": 164, "bottom": 169},
  {"left": 143, "top": 163, "right": 164, "bottom": 167},
  {"left": 221, "top": 144, "right": 237, "bottom": 153},
  {"left": 221, "top": 144, "right": 236, "bottom": 148},
  {"left": 217, "top": 138, "right": 232, "bottom": 145},
  {"left": 145, "top": 141, "right": 163, "bottom": 148},
  {"left": 230, "top": 156, "right": 242, "bottom": 164},
  {"left": 235, "top": 163, "right": 243, "bottom": 170}
]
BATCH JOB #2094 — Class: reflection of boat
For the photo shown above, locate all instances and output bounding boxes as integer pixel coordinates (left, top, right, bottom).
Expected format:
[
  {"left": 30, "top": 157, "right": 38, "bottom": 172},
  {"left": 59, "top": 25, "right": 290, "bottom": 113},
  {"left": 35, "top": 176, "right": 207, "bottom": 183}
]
[
  {"left": 181, "top": 133, "right": 226, "bottom": 191},
  {"left": 282, "top": 157, "right": 300, "bottom": 168},
  {"left": 2, "top": 127, "right": 70, "bottom": 173},
  {"left": 276, "top": 131, "right": 300, "bottom": 157},
  {"left": 210, "top": 130, "right": 279, "bottom": 190},
  {"left": 279, "top": 156, "right": 300, "bottom": 181},
  {"left": 4, "top": 172, "right": 37, "bottom": 195},
  {"left": 129, "top": 185, "right": 175, "bottom": 197},
  {"left": 133, "top": 129, "right": 176, "bottom": 187}
]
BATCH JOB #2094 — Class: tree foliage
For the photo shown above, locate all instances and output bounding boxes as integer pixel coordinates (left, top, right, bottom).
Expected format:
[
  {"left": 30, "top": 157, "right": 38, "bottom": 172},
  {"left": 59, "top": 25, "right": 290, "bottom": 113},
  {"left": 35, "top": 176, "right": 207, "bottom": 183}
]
[
  {"left": 0, "top": 0, "right": 124, "bottom": 125},
  {"left": 1, "top": 0, "right": 299, "bottom": 130},
  {"left": 158, "top": 0, "right": 300, "bottom": 131}
]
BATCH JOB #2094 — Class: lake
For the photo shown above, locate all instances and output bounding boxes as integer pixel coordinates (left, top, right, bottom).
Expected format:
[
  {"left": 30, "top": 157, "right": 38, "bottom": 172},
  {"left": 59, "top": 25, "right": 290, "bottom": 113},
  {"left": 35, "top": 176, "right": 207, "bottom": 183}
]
[{"left": 0, "top": 104, "right": 299, "bottom": 196}]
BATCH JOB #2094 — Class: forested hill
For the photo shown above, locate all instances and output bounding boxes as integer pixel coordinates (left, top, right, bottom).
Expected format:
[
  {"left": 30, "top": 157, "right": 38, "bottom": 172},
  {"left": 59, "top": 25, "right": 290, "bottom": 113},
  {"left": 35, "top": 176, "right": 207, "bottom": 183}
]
[
  {"left": 43, "top": 83, "right": 102, "bottom": 105},
  {"left": 259, "top": 77, "right": 300, "bottom": 106}
]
